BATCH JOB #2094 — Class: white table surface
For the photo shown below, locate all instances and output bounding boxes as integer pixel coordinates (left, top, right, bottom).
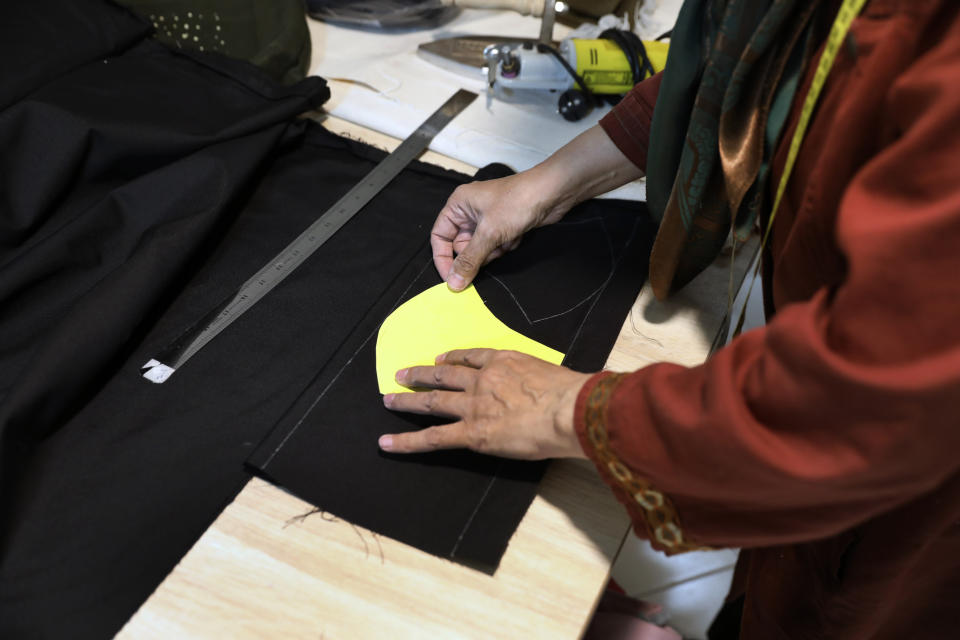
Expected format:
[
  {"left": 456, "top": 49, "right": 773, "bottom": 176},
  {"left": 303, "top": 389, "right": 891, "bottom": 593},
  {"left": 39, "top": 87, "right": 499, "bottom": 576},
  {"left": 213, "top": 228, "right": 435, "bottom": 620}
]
[{"left": 307, "top": 8, "right": 648, "bottom": 201}]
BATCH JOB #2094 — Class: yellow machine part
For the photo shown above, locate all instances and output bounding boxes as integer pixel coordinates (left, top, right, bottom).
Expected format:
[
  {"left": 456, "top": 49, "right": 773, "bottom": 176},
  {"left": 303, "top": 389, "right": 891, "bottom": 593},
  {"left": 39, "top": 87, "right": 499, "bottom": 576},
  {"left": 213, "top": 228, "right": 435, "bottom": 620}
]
[{"left": 571, "top": 38, "right": 669, "bottom": 94}]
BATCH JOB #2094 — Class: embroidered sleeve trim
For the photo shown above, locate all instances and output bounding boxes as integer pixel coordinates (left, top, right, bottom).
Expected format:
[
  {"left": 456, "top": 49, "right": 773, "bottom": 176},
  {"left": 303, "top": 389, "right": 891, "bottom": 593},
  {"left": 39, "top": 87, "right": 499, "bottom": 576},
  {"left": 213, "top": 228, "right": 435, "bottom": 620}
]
[{"left": 582, "top": 372, "right": 708, "bottom": 553}]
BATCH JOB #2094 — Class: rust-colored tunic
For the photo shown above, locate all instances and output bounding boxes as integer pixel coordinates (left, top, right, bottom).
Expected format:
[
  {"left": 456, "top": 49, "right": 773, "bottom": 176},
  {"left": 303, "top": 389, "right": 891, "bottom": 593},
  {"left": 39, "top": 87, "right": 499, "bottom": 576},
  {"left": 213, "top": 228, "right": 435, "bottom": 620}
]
[{"left": 586, "top": 1, "right": 960, "bottom": 637}]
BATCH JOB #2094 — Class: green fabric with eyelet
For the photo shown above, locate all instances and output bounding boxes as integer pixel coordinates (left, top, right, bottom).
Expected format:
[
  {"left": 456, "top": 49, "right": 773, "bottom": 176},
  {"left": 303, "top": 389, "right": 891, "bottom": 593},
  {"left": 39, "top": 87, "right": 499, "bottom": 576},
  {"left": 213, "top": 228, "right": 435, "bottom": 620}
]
[{"left": 116, "top": 0, "right": 311, "bottom": 85}]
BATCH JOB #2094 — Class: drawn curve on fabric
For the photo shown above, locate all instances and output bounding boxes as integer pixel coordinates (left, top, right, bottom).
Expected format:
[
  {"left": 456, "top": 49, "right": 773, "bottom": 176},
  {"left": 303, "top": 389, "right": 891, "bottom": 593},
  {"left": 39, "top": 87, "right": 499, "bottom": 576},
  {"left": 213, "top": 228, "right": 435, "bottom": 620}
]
[
  {"left": 562, "top": 216, "right": 641, "bottom": 356},
  {"left": 484, "top": 217, "right": 616, "bottom": 324}
]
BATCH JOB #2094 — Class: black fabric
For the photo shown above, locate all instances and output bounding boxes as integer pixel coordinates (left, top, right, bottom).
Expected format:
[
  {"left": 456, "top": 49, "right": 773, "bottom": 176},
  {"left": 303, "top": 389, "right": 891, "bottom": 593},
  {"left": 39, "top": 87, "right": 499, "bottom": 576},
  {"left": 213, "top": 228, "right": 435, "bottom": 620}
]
[
  {"left": 0, "top": 1, "right": 340, "bottom": 636},
  {"left": 1, "top": 0, "right": 653, "bottom": 635},
  {"left": 0, "top": 0, "right": 151, "bottom": 110},
  {"left": 248, "top": 165, "right": 655, "bottom": 569},
  {"left": 707, "top": 594, "right": 745, "bottom": 640}
]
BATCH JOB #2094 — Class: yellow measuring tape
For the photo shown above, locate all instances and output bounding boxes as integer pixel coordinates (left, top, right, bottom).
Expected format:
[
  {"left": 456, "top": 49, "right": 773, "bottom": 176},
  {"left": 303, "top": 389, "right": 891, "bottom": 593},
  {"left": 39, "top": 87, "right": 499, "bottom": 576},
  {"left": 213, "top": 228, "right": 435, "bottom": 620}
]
[{"left": 730, "top": 0, "right": 868, "bottom": 339}]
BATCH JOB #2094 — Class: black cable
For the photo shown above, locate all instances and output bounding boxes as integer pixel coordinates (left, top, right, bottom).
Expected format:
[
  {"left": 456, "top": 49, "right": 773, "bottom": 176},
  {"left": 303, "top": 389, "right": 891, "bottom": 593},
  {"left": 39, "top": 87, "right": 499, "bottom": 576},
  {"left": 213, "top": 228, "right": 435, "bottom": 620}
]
[
  {"left": 599, "top": 28, "right": 640, "bottom": 84},
  {"left": 634, "top": 35, "right": 656, "bottom": 80},
  {"left": 599, "top": 28, "right": 654, "bottom": 85},
  {"left": 535, "top": 42, "right": 600, "bottom": 106},
  {"left": 540, "top": 29, "right": 654, "bottom": 98},
  {"left": 539, "top": 28, "right": 659, "bottom": 119}
]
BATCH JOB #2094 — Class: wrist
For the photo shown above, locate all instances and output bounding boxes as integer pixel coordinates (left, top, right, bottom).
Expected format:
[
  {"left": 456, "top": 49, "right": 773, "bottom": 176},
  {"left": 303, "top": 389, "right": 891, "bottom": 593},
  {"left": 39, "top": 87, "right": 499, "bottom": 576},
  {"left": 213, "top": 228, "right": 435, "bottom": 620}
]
[
  {"left": 524, "top": 125, "right": 644, "bottom": 220},
  {"left": 502, "top": 163, "right": 575, "bottom": 228},
  {"left": 551, "top": 370, "right": 593, "bottom": 459}
]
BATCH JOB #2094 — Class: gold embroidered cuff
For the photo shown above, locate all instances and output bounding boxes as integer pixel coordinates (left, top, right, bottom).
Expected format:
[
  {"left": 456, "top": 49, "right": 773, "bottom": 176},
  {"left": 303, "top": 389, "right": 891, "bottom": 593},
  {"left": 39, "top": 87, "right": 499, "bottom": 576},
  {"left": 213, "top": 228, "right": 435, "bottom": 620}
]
[{"left": 578, "top": 371, "right": 707, "bottom": 554}]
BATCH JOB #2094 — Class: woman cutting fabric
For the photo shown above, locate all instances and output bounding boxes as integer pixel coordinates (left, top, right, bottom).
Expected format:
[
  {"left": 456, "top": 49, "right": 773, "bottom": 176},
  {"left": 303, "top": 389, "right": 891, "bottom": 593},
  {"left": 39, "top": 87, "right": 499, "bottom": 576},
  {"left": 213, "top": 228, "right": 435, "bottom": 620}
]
[{"left": 378, "top": 1, "right": 960, "bottom": 637}]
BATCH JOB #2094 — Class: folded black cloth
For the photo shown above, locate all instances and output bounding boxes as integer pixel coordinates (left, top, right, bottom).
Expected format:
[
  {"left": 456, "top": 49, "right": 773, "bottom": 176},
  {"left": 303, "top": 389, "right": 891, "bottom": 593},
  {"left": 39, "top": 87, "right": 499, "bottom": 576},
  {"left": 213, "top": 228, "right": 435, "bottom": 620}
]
[{"left": 1, "top": 1, "right": 333, "bottom": 636}]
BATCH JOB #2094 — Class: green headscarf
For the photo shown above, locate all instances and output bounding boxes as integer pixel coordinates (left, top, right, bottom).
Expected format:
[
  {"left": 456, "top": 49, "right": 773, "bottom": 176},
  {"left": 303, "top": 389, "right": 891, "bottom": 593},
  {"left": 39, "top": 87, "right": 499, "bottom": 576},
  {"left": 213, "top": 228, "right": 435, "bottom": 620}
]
[{"left": 645, "top": 0, "right": 825, "bottom": 299}]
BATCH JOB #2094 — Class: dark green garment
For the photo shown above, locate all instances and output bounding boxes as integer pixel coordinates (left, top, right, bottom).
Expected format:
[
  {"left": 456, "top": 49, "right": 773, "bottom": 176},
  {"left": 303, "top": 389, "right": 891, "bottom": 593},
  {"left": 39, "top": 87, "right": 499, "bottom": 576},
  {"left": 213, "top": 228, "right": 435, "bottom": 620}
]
[
  {"left": 116, "top": 0, "right": 311, "bottom": 84},
  {"left": 644, "top": 0, "right": 822, "bottom": 298}
]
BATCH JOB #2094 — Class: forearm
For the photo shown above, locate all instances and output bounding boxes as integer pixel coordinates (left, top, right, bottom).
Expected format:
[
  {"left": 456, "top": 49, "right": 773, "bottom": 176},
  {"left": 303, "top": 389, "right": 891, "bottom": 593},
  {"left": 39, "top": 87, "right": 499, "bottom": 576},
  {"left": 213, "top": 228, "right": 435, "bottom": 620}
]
[
  {"left": 575, "top": 295, "right": 960, "bottom": 553},
  {"left": 517, "top": 125, "right": 645, "bottom": 223},
  {"left": 518, "top": 73, "right": 660, "bottom": 224}
]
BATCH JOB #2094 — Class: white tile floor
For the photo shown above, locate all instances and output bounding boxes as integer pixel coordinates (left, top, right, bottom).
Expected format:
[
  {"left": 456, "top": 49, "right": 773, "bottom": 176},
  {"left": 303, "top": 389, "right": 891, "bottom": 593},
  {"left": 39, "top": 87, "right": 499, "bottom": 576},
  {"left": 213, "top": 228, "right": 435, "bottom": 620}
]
[
  {"left": 609, "top": 269, "right": 765, "bottom": 639},
  {"left": 611, "top": 540, "right": 737, "bottom": 639}
]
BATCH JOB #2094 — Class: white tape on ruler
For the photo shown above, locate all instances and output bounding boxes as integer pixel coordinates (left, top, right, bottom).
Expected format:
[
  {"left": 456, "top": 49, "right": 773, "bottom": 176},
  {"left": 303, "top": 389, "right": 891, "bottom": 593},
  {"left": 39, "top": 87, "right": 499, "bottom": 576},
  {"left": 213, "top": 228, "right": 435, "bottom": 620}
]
[{"left": 142, "top": 89, "right": 477, "bottom": 383}]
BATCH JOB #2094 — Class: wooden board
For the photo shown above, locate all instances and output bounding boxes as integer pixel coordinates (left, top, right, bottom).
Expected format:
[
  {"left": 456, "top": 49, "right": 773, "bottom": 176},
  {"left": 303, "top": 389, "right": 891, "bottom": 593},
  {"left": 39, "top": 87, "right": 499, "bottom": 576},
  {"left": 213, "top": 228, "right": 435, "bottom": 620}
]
[
  {"left": 120, "top": 114, "right": 755, "bottom": 639},
  {"left": 119, "top": 462, "right": 628, "bottom": 640}
]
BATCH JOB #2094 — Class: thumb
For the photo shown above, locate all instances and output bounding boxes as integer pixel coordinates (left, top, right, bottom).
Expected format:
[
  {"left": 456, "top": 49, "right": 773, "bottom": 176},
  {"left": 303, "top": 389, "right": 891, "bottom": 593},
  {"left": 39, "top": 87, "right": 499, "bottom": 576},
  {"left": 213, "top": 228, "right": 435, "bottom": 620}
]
[{"left": 448, "top": 231, "right": 496, "bottom": 291}]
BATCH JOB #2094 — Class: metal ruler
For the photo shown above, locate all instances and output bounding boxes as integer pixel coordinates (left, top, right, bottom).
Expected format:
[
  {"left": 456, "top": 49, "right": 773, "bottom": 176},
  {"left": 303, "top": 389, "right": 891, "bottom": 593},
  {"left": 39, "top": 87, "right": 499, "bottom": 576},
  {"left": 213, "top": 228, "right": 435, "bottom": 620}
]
[{"left": 142, "top": 89, "right": 478, "bottom": 383}]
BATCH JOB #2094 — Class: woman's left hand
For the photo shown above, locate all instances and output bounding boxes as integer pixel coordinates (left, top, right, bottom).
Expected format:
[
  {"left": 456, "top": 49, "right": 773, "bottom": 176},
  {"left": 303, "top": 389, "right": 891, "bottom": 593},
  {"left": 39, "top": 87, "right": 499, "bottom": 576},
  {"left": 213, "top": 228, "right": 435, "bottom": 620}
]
[{"left": 379, "top": 348, "right": 592, "bottom": 460}]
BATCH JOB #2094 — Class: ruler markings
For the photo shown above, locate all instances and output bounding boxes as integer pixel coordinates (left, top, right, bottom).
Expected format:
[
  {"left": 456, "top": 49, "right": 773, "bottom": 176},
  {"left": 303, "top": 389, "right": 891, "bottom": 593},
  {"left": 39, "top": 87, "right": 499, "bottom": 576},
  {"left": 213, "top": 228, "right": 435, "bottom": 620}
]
[{"left": 142, "top": 89, "right": 477, "bottom": 383}]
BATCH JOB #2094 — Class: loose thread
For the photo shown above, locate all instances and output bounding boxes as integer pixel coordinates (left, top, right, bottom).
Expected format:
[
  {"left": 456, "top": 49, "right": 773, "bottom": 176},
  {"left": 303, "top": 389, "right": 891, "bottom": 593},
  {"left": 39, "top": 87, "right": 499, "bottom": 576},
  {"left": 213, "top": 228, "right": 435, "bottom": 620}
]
[
  {"left": 283, "top": 507, "right": 323, "bottom": 529},
  {"left": 371, "top": 532, "right": 385, "bottom": 565},
  {"left": 282, "top": 509, "right": 385, "bottom": 563},
  {"left": 349, "top": 522, "right": 370, "bottom": 560}
]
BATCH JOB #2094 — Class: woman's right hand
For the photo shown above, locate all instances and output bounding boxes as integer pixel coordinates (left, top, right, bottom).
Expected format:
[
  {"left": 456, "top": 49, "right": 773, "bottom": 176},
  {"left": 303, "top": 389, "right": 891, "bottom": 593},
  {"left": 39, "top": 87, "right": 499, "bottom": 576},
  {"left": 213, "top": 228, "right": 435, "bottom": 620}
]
[
  {"left": 431, "top": 172, "right": 568, "bottom": 291},
  {"left": 430, "top": 124, "right": 644, "bottom": 291}
]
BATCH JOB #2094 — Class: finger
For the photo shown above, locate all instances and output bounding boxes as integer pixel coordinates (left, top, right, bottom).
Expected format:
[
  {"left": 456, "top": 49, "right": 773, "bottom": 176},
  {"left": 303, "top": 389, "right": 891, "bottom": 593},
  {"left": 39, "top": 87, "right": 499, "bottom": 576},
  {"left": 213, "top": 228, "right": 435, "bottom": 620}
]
[
  {"left": 379, "top": 421, "right": 470, "bottom": 454},
  {"left": 431, "top": 210, "right": 468, "bottom": 281},
  {"left": 486, "top": 247, "right": 505, "bottom": 262},
  {"left": 436, "top": 348, "right": 500, "bottom": 369},
  {"left": 448, "top": 228, "right": 497, "bottom": 291},
  {"left": 485, "top": 238, "right": 521, "bottom": 264},
  {"left": 502, "top": 237, "right": 522, "bottom": 252},
  {"left": 451, "top": 231, "right": 474, "bottom": 256},
  {"left": 396, "top": 364, "right": 479, "bottom": 391},
  {"left": 382, "top": 389, "right": 469, "bottom": 419}
]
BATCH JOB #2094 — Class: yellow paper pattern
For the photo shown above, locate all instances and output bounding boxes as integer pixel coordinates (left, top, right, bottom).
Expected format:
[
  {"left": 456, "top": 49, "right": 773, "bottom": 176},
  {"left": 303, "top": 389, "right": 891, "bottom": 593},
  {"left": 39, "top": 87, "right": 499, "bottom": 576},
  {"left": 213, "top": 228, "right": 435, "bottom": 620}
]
[{"left": 375, "top": 283, "right": 565, "bottom": 394}]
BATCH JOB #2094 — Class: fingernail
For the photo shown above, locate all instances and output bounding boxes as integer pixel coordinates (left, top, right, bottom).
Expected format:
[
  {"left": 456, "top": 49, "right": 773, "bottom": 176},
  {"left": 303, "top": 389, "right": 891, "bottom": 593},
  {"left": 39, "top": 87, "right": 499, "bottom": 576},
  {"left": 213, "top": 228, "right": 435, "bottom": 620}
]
[
  {"left": 395, "top": 369, "right": 407, "bottom": 382},
  {"left": 379, "top": 435, "right": 393, "bottom": 451},
  {"left": 448, "top": 273, "right": 465, "bottom": 291},
  {"left": 435, "top": 353, "right": 446, "bottom": 364},
  {"left": 383, "top": 393, "right": 395, "bottom": 406}
]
